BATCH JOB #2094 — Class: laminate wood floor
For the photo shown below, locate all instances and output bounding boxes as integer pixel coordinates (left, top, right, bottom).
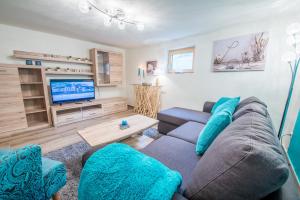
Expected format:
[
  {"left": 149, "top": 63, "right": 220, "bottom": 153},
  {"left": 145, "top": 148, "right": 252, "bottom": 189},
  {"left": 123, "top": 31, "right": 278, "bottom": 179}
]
[{"left": 0, "top": 110, "right": 154, "bottom": 154}]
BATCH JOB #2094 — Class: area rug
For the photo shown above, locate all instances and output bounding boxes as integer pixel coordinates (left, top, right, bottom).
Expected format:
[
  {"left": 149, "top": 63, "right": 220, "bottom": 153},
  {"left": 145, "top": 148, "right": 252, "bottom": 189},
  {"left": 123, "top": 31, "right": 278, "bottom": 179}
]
[{"left": 44, "top": 128, "right": 160, "bottom": 200}]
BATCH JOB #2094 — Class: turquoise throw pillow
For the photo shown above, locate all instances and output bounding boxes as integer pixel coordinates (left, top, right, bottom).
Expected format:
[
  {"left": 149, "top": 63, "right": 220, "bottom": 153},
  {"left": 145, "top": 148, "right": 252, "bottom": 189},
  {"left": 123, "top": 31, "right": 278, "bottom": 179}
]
[
  {"left": 213, "top": 97, "right": 240, "bottom": 115},
  {"left": 211, "top": 97, "right": 231, "bottom": 114},
  {"left": 196, "top": 111, "right": 232, "bottom": 155}
]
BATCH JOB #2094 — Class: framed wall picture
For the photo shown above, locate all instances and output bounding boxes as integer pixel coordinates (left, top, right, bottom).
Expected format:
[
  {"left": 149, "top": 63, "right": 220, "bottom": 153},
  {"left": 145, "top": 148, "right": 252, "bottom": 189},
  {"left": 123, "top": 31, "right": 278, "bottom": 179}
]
[
  {"left": 146, "top": 61, "right": 157, "bottom": 75},
  {"left": 212, "top": 32, "right": 269, "bottom": 72}
]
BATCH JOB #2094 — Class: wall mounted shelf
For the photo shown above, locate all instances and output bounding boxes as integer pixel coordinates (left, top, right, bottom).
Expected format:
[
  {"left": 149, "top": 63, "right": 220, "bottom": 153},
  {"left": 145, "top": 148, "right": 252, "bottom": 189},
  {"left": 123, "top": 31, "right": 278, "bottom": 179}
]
[
  {"left": 14, "top": 50, "right": 92, "bottom": 65},
  {"left": 23, "top": 96, "right": 45, "bottom": 100},
  {"left": 45, "top": 71, "right": 94, "bottom": 76},
  {"left": 25, "top": 109, "right": 47, "bottom": 114},
  {"left": 20, "top": 82, "right": 43, "bottom": 85}
]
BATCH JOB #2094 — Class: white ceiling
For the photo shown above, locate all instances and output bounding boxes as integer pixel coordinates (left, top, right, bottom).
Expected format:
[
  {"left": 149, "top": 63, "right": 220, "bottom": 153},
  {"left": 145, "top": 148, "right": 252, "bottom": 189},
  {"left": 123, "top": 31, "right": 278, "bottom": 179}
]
[{"left": 0, "top": 0, "right": 299, "bottom": 48}]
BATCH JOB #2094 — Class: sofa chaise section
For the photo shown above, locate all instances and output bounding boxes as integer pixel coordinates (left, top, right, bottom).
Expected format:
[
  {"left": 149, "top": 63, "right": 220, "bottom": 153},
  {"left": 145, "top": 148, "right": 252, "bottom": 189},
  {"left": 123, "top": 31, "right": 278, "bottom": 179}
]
[{"left": 158, "top": 104, "right": 212, "bottom": 134}]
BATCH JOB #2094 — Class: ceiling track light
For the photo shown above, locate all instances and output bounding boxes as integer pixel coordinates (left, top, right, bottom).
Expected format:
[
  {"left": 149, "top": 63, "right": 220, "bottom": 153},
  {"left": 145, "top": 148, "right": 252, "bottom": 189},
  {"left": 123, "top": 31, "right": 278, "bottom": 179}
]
[{"left": 78, "top": 0, "right": 145, "bottom": 31}]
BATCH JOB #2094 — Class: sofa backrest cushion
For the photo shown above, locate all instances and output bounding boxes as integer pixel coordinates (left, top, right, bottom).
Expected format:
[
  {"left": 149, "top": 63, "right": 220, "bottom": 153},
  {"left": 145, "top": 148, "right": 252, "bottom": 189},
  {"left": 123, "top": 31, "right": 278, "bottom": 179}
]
[
  {"left": 233, "top": 102, "right": 268, "bottom": 120},
  {"left": 184, "top": 112, "right": 289, "bottom": 200},
  {"left": 236, "top": 96, "right": 267, "bottom": 111}
]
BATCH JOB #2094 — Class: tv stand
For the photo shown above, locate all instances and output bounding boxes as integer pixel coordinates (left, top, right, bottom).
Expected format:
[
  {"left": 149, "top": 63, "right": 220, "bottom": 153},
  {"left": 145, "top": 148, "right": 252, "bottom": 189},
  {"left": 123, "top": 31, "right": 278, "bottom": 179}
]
[{"left": 51, "top": 97, "right": 127, "bottom": 127}]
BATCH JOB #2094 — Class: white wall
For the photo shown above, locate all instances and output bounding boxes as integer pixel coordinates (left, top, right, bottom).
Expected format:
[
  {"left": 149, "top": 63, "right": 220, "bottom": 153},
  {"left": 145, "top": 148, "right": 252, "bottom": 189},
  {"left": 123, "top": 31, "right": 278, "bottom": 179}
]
[
  {"left": 126, "top": 14, "right": 300, "bottom": 136},
  {"left": 0, "top": 24, "right": 127, "bottom": 99}
]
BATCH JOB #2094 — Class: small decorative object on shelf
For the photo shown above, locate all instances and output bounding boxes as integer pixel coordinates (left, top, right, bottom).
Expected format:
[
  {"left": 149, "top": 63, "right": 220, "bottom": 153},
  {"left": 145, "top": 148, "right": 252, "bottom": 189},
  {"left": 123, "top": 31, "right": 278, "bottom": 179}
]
[
  {"left": 13, "top": 50, "right": 92, "bottom": 65},
  {"left": 138, "top": 67, "right": 145, "bottom": 84},
  {"left": 25, "top": 59, "right": 33, "bottom": 65},
  {"left": 35, "top": 60, "right": 42, "bottom": 66},
  {"left": 142, "top": 82, "right": 151, "bottom": 86},
  {"left": 119, "top": 119, "right": 129, "bottom": 130}
]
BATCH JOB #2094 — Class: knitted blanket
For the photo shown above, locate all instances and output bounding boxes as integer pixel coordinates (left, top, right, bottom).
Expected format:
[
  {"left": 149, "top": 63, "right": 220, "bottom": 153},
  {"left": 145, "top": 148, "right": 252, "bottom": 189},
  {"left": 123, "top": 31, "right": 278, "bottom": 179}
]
[{"left": 78, "top": 143, "right": 182, "bottom": 200}]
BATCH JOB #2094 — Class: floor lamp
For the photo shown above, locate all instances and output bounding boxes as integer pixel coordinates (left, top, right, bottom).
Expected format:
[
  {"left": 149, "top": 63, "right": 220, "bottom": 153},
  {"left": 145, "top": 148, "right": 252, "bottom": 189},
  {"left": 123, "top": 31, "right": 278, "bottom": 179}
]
[{"left": 279, "top": 23, "right": 300, "bottom": 139}]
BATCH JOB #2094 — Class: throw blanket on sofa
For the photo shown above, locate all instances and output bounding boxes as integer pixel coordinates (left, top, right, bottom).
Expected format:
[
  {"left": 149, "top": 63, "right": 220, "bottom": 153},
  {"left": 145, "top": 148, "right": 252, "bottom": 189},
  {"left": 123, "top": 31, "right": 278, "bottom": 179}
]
[{"left": 78, "top": 143, "right": 182, "bottom": 200}]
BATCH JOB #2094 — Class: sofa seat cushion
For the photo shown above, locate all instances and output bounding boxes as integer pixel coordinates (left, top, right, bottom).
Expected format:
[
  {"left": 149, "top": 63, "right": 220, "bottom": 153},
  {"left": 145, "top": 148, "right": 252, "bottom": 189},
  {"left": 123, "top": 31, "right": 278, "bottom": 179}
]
[
  {"left": 141, "top": 136, "right": 201, "bottom": 191},
  {"left": 158, "top": 107, "right": 211, "bottom": 126},
  {"left": 42, "top": 158, "right": 67, "bottom": 199},
  {"left": 167, "top": 122, "right": 205, "bottom": 144}
]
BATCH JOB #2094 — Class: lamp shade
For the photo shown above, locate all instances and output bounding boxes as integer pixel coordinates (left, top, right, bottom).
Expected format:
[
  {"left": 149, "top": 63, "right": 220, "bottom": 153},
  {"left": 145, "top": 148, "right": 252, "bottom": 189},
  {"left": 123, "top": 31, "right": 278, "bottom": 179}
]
[
  {"left": 78, "top": 0, "right": 90, "bottom": 13},
  {"left": 136, "top": 23, "right": 145, "bottom": 31},
  {"left": 104, "top": 16, "right": 112, "bottom": 27},
  {"left": 287, "top": 35, "right": 300, "bottom": 46},
  {"left": 282, "top": 51, "right": 297, "bottom": 62},
  {"left": 287, "top": 23, "right": 300, "bottom": 35}
]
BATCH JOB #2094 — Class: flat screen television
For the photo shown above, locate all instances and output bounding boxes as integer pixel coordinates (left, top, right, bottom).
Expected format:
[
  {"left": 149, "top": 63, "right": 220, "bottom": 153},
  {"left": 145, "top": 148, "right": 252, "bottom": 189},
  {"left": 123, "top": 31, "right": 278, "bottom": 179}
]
[{"left": 50, "top": 79, "right": 95, "bottom": 104}]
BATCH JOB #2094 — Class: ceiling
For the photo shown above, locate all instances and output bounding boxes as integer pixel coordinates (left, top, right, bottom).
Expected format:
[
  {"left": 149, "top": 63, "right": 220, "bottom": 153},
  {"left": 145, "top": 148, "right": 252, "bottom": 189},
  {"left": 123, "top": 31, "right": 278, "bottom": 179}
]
[{"left": 0, "top": 0, "right": 299, "bottom": 48}]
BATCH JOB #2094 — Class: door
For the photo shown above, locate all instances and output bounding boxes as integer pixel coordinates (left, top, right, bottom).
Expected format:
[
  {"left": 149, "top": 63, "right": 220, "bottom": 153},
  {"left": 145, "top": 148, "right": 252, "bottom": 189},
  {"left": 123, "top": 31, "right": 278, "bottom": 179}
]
[
  {"left": 0, "top": 66, "right": 27, "bottom": 133},
  {"left": 109, "top": 52, "right": 123, "bottom": 85}
]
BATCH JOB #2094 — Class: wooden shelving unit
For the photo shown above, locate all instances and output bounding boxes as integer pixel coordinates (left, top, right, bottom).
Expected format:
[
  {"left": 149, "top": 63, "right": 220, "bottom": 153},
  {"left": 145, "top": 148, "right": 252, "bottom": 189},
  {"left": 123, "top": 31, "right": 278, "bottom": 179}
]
[
  {"left": 14, "top": 50, "right": 92, "bottom": 65},
  {"left": 18, "top": 67, "right": 51, "bottom": 128},
  {"left": 51, "top": 97, "right": 127, "bottom": 127}
]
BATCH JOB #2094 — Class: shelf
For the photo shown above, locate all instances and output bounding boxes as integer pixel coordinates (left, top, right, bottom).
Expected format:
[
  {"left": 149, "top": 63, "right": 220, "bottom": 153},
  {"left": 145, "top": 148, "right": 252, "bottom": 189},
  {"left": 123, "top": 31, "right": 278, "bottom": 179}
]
[
  {"left": 45, "top": 71, "right": 94, "bottom": 76},
  {"left": 25, "top": 109, "right": 47, "bottom": 114},
  {"left": 98, "top": 84, "right": 118, "bottom": 87},
  {"left": 14, "top": 50, "right": 93, "bottom": 65},
  {"left": 23, "top": 96, "right": 45, "bottom": 100},
  {"left": 20, "top": 82, "right": 43, "bottom": 85},
  {"left": 27, "top": 121, "right": 49, "bottom": 128}
]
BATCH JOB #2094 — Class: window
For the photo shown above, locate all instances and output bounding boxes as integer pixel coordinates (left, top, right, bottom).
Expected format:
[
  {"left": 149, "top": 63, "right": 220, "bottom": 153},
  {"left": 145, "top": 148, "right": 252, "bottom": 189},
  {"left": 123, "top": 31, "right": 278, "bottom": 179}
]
[{"left": 168, "top": 47, "right": 195, "bottom": 73}]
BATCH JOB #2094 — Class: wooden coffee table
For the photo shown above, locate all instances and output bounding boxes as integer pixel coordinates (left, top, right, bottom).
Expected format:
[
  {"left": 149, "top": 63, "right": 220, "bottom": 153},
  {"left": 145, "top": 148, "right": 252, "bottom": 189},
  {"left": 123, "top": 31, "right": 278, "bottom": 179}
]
[{"left": 77, "top": 114, "right": 159, "bottom": 148}]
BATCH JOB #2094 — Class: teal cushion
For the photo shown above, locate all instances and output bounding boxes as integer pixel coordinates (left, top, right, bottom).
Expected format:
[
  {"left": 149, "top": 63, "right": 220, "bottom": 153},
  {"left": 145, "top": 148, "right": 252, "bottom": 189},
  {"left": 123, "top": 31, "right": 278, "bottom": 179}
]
[
  {"left": 213, "top": 97, "right": 240, "bottom": 115},
  {"left": 0, "top": 145, "right": 45, "bottom": 199},
  {"left": 196, "top": 111, "right": 232, "bottom": 155},
  {"left": 211, "top": 97, "right": 231, "bottom": 114}
]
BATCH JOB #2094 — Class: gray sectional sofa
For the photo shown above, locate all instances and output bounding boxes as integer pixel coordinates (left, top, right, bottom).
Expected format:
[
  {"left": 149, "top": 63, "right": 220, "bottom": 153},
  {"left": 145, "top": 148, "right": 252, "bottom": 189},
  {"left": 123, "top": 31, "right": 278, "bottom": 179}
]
[{"left": 83, "top": 97, "right": 300, "bottom": 200}]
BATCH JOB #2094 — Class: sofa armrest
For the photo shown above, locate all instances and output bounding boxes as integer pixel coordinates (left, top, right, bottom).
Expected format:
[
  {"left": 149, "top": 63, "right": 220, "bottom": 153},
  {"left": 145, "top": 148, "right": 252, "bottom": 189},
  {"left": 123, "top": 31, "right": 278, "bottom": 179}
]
[
  {"left": 42, "top": 158, "right": 67, "bottom": 199},
  {"left": 203, "top": 101, "right": 215, "bottom": 113},
  {"left": 82, "top": 144, "right": 108, "bottom": 167},
  {"left": 172, "top": 193, "right": 188, "bottom": 200}
]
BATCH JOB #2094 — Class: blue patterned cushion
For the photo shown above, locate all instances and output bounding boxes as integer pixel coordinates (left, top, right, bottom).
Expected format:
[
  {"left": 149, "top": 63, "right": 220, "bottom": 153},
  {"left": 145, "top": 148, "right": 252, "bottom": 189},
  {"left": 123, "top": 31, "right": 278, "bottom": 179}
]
[
  {"left": 42, "top": 158, "right": 67, "bottom": 199},
  {"left": 0, "top": 145, "right": 45, "bottom": 200}
]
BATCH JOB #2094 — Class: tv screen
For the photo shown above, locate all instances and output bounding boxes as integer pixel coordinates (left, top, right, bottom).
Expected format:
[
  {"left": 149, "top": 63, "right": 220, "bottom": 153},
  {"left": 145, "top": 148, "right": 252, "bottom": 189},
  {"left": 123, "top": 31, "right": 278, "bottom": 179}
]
[{"left": 50, "top": 79, "right": 95, "bottom": 104}]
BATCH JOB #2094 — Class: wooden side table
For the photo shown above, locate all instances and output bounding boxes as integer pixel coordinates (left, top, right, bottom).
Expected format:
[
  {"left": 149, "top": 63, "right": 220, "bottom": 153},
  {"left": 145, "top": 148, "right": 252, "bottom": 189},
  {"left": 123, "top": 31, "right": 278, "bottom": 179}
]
[{"left": 133, "top": 84, "right": 161, "bottom": 118}]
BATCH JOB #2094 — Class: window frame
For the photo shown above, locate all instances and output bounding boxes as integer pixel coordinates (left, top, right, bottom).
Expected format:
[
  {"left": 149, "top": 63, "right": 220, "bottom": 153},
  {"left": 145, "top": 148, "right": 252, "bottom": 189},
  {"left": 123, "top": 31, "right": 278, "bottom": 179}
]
[{"left": 168, "top": 46, "right": 195, "bottom": 73}]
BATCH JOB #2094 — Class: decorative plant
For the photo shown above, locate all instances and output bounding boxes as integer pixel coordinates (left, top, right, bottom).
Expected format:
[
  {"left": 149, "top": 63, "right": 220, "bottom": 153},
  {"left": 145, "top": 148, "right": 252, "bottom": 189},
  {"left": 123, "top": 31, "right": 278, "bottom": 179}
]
[{"left": 251, "top": 32, "right": 269, "bottom": 62}]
